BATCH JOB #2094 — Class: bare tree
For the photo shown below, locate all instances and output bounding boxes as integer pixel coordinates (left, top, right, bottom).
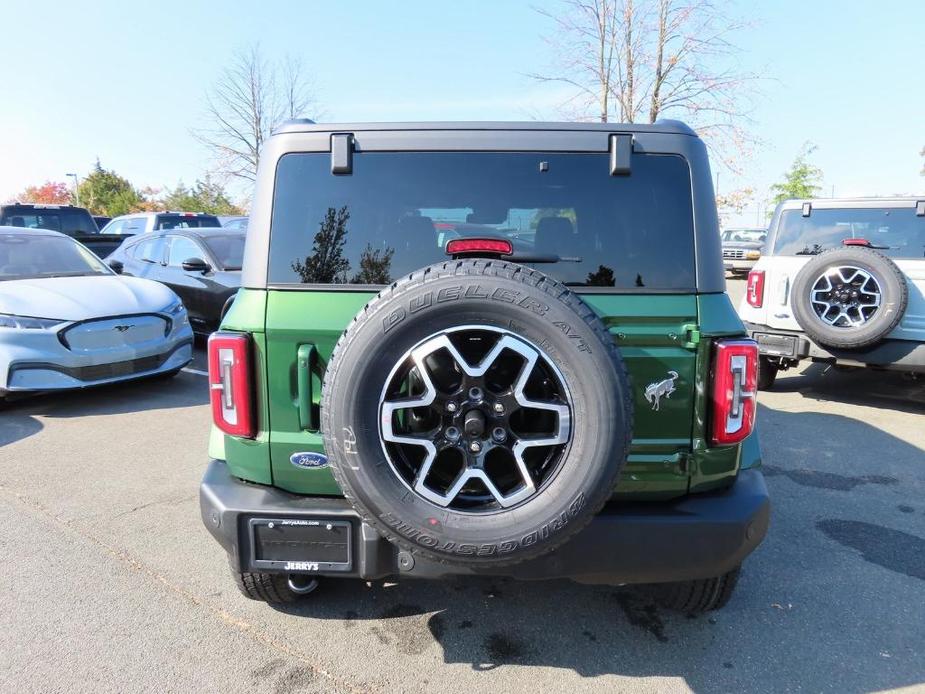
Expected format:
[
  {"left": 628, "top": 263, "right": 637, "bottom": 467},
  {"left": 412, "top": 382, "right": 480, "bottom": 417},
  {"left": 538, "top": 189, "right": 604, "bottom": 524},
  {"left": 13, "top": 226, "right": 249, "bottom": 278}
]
[
  {"left": 194, "top": 46, "right": 318, "bottom": 182},
  {"left": 531, "top": 0, "right": 758, "bottom": 171}
]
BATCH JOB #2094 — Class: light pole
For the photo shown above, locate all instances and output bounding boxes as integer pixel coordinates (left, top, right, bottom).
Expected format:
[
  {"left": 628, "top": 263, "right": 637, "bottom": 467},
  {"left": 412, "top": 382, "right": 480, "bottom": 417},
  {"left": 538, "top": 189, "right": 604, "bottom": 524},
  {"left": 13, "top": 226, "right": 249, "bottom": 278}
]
[{"left": 66, "top": 173, "right": 79, "bottom": 206}]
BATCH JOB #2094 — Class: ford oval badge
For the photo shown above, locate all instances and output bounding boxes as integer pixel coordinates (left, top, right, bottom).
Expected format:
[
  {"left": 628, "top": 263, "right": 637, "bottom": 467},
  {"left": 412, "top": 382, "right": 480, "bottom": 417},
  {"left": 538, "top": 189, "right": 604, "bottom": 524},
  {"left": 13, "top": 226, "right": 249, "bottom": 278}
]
[{"left": 290, "top": 452, "right": 329, "bottom": 469}]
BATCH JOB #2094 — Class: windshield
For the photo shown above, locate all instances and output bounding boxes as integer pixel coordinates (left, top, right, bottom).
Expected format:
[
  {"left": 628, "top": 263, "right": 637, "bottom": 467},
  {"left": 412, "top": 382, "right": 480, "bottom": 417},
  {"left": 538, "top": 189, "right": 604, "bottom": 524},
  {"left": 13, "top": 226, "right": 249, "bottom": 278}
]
[
  {"left": 0, "top": 209, "right": 98, "bottom": 237},
  {"left": 774, "top": 208, "right": 925, "bottom": 258},
  {"left": 268, "top": 152, "right": 696, "bottom": 289},
  {"left": 0, "top": 234, "right": 111, "bottom": 281},
  {"left": 202, "top": 234, "right": 246, "bottom": 270},
  {"left": 723, "top": 229, "right": 765, "bottom": 243},
  {"left": 155, "top": 214, "right": 221, "bottom": 230}
]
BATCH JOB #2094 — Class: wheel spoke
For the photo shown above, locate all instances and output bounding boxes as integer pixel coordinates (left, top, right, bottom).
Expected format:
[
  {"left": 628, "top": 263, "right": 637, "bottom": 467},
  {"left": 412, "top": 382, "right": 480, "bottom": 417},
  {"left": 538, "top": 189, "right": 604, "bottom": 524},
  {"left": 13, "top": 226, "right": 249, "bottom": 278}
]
[
  {"left": 809, "top": 265, "right": 882, "bottom": 328},
  {"left": 378, "top": 326, "right": 572, "bottom": 512}
]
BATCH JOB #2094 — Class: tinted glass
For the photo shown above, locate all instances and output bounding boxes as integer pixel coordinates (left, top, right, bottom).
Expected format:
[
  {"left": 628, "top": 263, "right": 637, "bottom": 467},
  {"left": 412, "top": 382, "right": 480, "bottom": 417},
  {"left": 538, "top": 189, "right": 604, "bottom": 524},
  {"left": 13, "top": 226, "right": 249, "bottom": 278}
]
[
  {"left": 202, "top": 234, "right": 245, "bottom": 270},
  {"left": 0, "top": 209, "right": 97, "bottom": 236},
  {"left": 167, "top": 236, "right": 204, "bottom": 266},
  {"left": 155, "top": 214, "right": 221, "bottom": 230},
  {"left": 268, "top": 152, "right": 695, "bottom": 289},
  {"left": 0, "top": 233, "right": 110, "bottom": 281},
  {"left": 775, "top": 208, "right": 925, "bottom": 258},
  {"left": 136, "top": 237, "right": 166, "bottom": 263},
  {"left": 100, "top": 219, "right": 125, "bottom": 235},
  {"left": 723, "top": 229, "right": 765, "bottom": 243}
]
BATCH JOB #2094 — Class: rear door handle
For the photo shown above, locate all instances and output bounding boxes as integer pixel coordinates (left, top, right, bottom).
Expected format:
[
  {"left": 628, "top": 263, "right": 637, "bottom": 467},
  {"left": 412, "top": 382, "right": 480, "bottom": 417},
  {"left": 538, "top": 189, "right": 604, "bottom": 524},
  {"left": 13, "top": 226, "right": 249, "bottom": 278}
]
[{"left": 296, "top": 344, "right": 318, "bottom": 431}]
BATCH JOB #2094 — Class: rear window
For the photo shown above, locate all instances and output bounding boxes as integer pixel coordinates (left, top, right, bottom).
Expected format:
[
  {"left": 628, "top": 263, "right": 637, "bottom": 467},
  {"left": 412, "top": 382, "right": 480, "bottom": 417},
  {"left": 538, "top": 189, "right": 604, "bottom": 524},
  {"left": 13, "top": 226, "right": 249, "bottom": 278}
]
[
  {"left": 267, "top": 152, "right": 695, "bottom": 289},
  {"left": 1, "top": 208, "right": 97, "bottom": 237},
  {"left": 155, "top": 214, "right": 221, "bottom": 230},
  {"left": 774, "top": 208, "right": 925, "bottom": 259},
  {"left": 202, "top": 234, "right": 245, "bottom": 270}
]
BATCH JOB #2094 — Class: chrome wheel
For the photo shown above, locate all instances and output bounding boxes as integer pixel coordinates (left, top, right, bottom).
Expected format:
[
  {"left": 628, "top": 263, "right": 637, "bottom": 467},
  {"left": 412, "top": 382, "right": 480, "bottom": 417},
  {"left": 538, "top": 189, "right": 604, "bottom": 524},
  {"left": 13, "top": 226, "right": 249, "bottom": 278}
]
[
  {"left": 379, "top": 326, "right": 571, "bottom": 512},
  {"left": 809, "top": 266, "right": 882, "bottom": 328}
]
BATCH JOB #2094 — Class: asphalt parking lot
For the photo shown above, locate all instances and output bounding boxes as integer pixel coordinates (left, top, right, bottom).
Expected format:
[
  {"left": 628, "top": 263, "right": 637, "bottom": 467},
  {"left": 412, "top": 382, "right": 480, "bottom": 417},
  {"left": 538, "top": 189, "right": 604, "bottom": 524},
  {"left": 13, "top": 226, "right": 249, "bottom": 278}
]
[{"left": 1, "top": 280, "right": 923, "bottom": 693}]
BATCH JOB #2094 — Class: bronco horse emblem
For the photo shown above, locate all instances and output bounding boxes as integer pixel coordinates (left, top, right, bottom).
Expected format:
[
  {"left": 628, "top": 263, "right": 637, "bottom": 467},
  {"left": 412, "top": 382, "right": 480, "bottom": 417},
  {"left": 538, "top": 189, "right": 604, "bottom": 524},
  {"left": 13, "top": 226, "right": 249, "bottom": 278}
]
[{"left": 644, "top": 371, "right": 679, "bottom": 411}]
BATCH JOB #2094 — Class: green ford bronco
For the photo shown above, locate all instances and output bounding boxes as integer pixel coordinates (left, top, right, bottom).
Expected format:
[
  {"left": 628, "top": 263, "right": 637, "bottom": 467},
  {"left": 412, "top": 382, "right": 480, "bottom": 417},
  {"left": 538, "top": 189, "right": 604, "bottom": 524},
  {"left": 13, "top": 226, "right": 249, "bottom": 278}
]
[{"left": 200, "top": 121, "right": 769, "bottom": 613}]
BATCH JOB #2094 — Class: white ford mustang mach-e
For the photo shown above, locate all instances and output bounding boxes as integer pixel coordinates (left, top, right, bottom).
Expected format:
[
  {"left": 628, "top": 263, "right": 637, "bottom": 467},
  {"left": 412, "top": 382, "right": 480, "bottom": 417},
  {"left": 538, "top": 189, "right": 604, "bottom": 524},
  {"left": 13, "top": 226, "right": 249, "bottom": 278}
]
[{"left": 0, "top": 227, "right": 193, "bottom": 398}]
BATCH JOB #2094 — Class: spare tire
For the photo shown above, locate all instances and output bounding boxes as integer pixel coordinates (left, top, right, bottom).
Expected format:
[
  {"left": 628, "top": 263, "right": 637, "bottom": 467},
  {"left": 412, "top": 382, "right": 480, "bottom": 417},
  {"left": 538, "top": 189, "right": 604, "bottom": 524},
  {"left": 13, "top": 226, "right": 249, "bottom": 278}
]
[
  {"left": 791, "top": 247, "right": 907, "bottom": 350},
  {"left": 321, "top": 259, "right": 632, "bottom": 567}
]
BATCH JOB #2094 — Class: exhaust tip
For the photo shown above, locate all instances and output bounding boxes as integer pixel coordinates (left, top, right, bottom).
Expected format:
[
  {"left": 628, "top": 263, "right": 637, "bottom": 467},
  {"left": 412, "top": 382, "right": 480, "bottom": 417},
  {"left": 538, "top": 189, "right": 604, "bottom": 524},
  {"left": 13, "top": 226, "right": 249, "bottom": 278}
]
[{"left": 286, "top": 575, "right": 320, "bottom": 595}]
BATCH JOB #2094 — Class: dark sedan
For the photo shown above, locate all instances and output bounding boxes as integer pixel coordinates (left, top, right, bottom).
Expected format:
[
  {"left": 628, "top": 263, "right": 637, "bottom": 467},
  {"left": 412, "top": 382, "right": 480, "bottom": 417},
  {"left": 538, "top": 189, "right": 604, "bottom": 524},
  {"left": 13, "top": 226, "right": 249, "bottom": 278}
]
[{"left": 106, "top": 228, "right": 243, "bottom": 335}]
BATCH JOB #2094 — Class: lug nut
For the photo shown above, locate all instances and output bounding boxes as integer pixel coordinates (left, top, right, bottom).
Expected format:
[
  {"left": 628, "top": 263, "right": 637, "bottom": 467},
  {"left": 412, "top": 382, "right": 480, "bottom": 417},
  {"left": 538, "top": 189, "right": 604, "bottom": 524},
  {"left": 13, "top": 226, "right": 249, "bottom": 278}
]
[
  {"left": 468, "top": 387, "right": 483, "bottom": 402},
  {"left": 493, "top": 402, "right": 504, "bottom": 414},
  {"left": 445, "top": 426, "right": 460, "bottom": 442},
  {"left": 446, "top": 401, "right": 458, "bottom": 413},
  {"left": 492, "top": 427, "right": 507, "bottom": 443},
  {"left": 469, "top": 441, "right": 482, "bottom": 453}
]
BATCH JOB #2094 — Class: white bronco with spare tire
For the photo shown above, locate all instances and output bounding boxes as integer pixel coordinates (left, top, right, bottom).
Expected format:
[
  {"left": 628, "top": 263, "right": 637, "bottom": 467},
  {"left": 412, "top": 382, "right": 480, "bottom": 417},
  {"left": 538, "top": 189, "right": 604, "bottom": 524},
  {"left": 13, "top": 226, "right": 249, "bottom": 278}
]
[{"left": 738, "top": 197, "right": 925, "bottom": 389}]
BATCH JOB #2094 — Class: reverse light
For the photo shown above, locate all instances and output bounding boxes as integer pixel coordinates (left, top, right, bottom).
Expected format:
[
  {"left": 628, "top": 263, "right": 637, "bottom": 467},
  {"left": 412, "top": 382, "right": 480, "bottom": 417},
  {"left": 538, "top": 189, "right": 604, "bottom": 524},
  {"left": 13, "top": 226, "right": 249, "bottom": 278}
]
[
  {"left": 710, "top": 339, "right": 758, "bottom": 446},
  {"left": 446, "top": 238, "right": 513, "bottom": 256},
  {"left": 208, "top": 332, "right": 255, "bottom": 438},
  {"left": 746, "top": 270, "right": 765, "bottom": 308}
]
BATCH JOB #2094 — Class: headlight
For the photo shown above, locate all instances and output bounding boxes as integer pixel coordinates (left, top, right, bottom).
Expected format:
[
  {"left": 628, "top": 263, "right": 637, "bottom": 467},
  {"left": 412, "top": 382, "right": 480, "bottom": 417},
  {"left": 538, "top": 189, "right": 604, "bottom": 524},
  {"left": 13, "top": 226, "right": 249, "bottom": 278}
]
[
  {"left": 746, "top": 250, "right": 761, "bottom": 260},
  {"left": 162, "top": 300, "right": 188, "bottom": 333},
  {"left": 0, "top": 313, "right": 64, "bottom": 330}
]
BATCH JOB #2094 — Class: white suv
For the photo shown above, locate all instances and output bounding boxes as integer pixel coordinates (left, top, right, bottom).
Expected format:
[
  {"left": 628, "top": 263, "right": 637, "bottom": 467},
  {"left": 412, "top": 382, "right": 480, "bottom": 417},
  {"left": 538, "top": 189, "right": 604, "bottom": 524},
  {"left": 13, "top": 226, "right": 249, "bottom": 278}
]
[
  {"left": 738, "top": 198, "right": 925, "bottom": 389},
  {"left": 99, "top": 211, "right": 221, "bottom": 236}
]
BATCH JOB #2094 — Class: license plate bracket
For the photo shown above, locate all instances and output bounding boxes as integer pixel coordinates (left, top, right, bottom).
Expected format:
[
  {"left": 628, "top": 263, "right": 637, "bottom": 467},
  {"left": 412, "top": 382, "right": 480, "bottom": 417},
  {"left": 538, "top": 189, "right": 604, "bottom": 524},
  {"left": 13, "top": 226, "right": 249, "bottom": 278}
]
[
  {"left": 755, "top": 333, "right": 798, "bottom": 358},
  {"left": 249, "top": 518, "right": 352, "bottom": 572}
]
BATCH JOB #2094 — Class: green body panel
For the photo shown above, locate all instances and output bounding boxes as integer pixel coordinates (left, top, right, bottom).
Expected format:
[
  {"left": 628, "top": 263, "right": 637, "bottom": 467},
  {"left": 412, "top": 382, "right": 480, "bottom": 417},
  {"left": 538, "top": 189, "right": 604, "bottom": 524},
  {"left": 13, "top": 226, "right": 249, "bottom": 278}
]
[
  {"left": 216, "top": 288, "right": 758, "bottom": 499},
  {"left": 265, "top": 291, "right": 372, "bottom": 495}
]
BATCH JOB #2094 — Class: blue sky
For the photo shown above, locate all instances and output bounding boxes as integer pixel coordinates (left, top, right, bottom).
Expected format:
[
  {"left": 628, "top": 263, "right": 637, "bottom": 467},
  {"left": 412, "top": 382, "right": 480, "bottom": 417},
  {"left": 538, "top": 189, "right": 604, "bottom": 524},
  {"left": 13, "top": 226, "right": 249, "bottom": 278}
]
[{"left": 2, "top": 0, "right": 923, "bottom": 226}]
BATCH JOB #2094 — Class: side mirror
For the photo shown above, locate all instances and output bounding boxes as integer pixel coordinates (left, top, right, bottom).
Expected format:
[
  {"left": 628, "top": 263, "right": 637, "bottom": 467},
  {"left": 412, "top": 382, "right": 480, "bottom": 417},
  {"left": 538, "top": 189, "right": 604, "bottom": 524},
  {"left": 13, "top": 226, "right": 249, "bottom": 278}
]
[
  {"left": 181, "top": 257, "right": 211, "bottom": 273},
  {"left": 108, "top": 259, "right": 124, "bottom": 274}
]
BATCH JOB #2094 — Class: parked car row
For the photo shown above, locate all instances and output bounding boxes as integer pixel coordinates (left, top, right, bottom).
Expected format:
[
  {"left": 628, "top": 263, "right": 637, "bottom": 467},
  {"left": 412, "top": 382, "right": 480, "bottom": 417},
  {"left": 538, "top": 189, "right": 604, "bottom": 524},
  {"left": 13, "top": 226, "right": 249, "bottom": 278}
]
[
  {"left": 0, "top": 227, "right": 193, "bottom": 400},
  {"left": 0, "top": 207, "right": 248, "bottom": 400}
]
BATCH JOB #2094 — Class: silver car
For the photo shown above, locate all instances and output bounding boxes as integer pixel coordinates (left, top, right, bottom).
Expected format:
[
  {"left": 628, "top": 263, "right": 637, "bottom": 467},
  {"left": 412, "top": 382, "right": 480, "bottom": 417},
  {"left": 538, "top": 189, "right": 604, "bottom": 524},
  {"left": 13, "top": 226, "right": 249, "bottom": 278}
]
[{"left": 0, "top": 227, "right": 193, "bottom": 398}]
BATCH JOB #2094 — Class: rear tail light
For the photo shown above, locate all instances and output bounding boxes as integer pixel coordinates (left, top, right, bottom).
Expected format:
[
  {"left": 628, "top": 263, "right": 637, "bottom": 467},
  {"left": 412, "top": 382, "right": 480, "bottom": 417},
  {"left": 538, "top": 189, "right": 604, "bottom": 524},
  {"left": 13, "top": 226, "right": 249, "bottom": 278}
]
[
  {"left": 208, "top": 332, "right": 255, "bottom": 438},
  {"left": 710, "top": 339, "right": 758, "bottom": 446},
  {"left": 746, "top": 270, "right": 765, "bottom": 308}
]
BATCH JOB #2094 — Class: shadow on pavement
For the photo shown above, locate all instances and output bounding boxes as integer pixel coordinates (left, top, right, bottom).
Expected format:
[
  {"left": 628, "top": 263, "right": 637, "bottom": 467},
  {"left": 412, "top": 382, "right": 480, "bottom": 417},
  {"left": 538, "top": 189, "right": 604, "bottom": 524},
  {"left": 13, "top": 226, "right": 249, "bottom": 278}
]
[
  {"left": 0, "top": 372, "right": 208, "bottom": 447},
  {"left": 772, "top": 362, "right": 925, "bottom": 414},
  {"left": 256, "top": 395, "right": 925, "bottom": 692}
]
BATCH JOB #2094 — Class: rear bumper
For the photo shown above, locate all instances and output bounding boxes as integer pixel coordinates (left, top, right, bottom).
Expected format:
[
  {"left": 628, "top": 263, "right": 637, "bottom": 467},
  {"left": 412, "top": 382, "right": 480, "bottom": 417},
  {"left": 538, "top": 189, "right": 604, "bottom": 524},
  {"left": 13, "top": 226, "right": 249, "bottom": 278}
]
[
  {"left": 200, "top": 459, "right": 770, "bottom": 585},
  {"left": 745, "top": 322, "right": 925, "bottom": 372}
]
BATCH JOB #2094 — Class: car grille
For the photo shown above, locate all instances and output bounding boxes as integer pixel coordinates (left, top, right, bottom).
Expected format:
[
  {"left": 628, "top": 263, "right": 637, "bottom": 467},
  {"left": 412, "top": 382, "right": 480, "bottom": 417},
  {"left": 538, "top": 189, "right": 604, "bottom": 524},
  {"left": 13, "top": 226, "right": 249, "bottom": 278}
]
[
  {"left": 61, "top": 315, "right": 168, "bottom": 351},
  {"left": 723, "top": 249, "right": 745, "bottom": 259},
  {"left": 10, "top": 342, "right": 190, "bottom": 384}
]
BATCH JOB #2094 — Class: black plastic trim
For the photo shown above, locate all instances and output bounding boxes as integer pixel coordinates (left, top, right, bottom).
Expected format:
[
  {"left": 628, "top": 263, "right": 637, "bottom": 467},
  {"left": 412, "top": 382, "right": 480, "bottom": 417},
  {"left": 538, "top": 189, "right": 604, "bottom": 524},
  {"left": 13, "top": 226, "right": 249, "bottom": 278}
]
[
  {"left": 10, "top": 339, "right": 193, "bottom": 382},
  {"left": 745, "top": 322, "right": 925, "bottom": 371},
  {"left": 200, "top": 459, "right": 769, "bottom": 585}
]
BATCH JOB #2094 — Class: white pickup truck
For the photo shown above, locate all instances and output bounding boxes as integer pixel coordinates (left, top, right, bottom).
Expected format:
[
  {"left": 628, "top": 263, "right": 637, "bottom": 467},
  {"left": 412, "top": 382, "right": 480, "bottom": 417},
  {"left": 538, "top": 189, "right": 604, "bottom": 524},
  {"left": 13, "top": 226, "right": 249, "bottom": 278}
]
[{"left": 737, "top": 198, "right": 925, "bottom": 389}]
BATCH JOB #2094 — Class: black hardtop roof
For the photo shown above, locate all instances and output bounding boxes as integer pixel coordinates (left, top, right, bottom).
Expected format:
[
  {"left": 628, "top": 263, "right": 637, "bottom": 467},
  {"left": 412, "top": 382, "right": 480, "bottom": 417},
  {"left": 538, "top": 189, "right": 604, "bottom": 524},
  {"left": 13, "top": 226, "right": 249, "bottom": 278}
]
[{"left": 274, "top": 118, "right": 697, "bottom": 137}]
